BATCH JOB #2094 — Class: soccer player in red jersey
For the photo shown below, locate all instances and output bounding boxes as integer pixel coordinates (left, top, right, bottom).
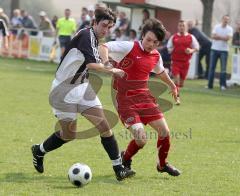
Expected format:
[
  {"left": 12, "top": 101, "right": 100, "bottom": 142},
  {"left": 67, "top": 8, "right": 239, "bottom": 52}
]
[
  {"left": 167, "top": 20, "right": 199, "bottom": 105},
  {"left": 99, "top": 18, "right": 181, "bottom": 176}
]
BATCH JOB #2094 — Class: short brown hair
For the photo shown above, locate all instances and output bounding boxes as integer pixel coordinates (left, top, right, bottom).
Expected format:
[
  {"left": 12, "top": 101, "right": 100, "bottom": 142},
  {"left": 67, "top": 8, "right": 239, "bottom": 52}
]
[
  {"left": 94, "top": 7, "right": 116, "bottom": 24},
  {"left": 142, "top": 18, "right": 166, "bottom": 41}
]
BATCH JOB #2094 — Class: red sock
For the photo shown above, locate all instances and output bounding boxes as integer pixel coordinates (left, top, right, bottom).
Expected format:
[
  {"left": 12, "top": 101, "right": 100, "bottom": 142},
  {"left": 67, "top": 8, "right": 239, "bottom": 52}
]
[
  {"left": 157, "top": 135, "right": 170, "bottom": 168},
  {"left": 124, "top": 139, "right": 142, "bottom": 161}
]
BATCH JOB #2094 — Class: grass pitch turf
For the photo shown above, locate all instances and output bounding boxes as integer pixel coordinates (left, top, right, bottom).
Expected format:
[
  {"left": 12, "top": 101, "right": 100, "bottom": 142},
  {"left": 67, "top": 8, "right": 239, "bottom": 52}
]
[{"left": 0, "top": 58, "right": 240, "bottom": 195}]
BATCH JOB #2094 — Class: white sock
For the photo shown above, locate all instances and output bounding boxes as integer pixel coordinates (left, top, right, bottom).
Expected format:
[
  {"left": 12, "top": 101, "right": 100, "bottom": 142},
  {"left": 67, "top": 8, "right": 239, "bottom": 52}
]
[
  {"left": 112, "top": 156, "right": 122, "bottom": 166},
  {"left": 40, "top": 143, "right": 46, "bottom": 153}
]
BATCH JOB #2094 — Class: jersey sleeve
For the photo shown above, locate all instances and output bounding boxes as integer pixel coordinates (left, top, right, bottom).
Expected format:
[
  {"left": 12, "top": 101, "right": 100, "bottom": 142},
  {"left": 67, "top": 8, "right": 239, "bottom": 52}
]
[
  {"left": 167, "top": 36, "right": 174, "bottom": 53},
  {"left": 191, "top": 35, "right": 200, "bottom": 50},
  {"left": 77, "top": 30, "right": 101, "bottom": 64},
  {"left": 152, "top": 55, "right": 165, "bottom": 74},
  {"left": 103, "top": 41, "right": 134, "bottom": 63}
]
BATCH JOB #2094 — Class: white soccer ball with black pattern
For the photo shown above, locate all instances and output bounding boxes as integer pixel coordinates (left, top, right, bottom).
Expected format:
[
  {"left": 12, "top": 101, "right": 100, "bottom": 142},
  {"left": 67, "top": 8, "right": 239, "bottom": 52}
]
[{"left": 68, "top": 163, "right": 92, "bottom": 187}]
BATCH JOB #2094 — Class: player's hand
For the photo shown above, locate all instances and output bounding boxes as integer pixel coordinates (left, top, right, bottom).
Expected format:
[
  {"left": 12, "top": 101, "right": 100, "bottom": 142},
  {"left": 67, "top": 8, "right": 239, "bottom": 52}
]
[
  {"left": 185, "top": 48, "right": 192, "bottom": 54},
  {"left": 103, "top": 60, "right": 114, "bottom": 69},
  {"left": 170, "top": 86, "right": 178, "bottom": 102},
  {"left": 110, "top": 68, "right": 125, "bottom": 78}
]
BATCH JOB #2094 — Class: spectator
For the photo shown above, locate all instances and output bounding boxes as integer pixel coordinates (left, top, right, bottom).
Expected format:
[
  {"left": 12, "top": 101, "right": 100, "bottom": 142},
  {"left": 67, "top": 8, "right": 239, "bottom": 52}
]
[
  {"left": 77, "top": 12, "right": 91, "bottom": 31},
  {"left": 10, "top": 9, "right": 22, "bottom": 35},
  {"left": 38, "top": 11, "right": 55, "bottom": 37},
  {"left": 207, "top": 15, "right": 233, "bottom": 90},
  {"left": 109, "top": 11, "right": 121, "bottom": 41},
  {"left": 0, "top": 8, "right": 10, "bottom": 27},
  {"left": 187, "top": 20, "right": 212, "bottom": 79},
  {"left": 118, "top": 11, "right": 129, "bottom": 35},
  {"left": 20, "top": 10, "right": 38, "bottom": 35},
  {"left": 114, "top": 28, "right": 127, "bottom": 41},
  {"left": 232, "top": 21, "right": 240, "bottom": 53},
  {"left": 80, "top": 7, "right": 90, "bottom": 23},
  {"left": 129, "top": 29, "right": 138, "bottom": 41},
  {"left": 95, "top": 2, "right": 107, "bottom": 9},
  {"left": 51, "top": 15, "right": 58, "bottom": 30},
  {"left": 88, "top": 5, "right": 95, "bottom": 23},
  {"left": 139, "top": 9, "right": 150, "bottom": 32},
  {"left": 0, "top": 19, "right": 9, "bottom": 50},
  {"left": 56, "top": 8, "right": 76, "bottom": 56}
]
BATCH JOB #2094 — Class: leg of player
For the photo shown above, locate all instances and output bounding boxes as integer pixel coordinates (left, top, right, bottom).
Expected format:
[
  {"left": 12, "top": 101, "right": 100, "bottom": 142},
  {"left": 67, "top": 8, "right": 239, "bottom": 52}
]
[
  {"left": 31, "top": 119, "right": 76, "bottom": 173},
  {"left": 121, "top": 123, "right": 147, "bottom": 171},
  {"left": 173, "top": 74, "right": 181, "bottom": 105},
  {"left": 82, "top": 107, "right": 136, "bottom": 181},
  {"left": 180, "top": 79, "right": 185, "bottom": 88},
  {"left": 149, "top": 118, "right": 181, "bottom": 176}
]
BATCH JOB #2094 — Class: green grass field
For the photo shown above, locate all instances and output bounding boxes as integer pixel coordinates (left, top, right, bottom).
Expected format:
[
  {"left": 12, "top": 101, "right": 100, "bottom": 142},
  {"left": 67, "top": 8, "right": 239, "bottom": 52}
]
[{"left": 0, "top": 57, "right": 240, "bottom": 196}]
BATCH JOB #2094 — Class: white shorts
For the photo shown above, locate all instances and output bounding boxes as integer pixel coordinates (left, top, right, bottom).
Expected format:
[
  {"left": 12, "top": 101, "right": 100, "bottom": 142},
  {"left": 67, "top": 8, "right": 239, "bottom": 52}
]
[{"left": 50, "top": 79, "right": 102, "bottom": 120}]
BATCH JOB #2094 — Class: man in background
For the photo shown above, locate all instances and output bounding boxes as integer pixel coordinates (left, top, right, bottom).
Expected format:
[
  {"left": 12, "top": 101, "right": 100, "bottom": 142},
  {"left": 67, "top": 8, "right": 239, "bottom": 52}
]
[
  {"left": 207, "top": 15, "right": 233, "bottom": 90},
  {"left": 56, "top": 8, "right": 76, "bottom": 56},
  {"left": 188, "top": 20, "right": 212, "bottom": 79},
  {"left": 38, "top": 11, "right": 55, "bottom": 37}
]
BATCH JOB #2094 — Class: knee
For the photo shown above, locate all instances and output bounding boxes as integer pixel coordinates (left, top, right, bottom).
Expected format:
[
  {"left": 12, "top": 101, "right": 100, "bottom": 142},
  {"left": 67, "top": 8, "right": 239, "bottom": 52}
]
[
  {"left": 60, "top": 127, "right": 77, "bottom": 141},
  {"left": 159, "top": 128, "right": 170, "bottom": 138},
  {"left": 97, "top": 120, "right": 112, "bottom": 137},
  {"left": 61, "top": 129, "right": 76, "bottom": 141},
  {"left": 134, "top": 131, "right": 147, "bottom": 148},
  {"left": 135, "top": 138, "right": 147, "bottom": 148},
  {"left": 97, "top": 120, "right": 111, "bottom": 133},
  {"left": 131, "top": 124, "right": 147, "bottom": 148}
]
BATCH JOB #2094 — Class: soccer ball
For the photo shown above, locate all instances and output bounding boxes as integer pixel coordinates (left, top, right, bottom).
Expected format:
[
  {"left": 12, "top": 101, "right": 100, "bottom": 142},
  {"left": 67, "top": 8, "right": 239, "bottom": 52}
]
[{"left": 68, "top": 163, "right": 92, "bottom": 187}]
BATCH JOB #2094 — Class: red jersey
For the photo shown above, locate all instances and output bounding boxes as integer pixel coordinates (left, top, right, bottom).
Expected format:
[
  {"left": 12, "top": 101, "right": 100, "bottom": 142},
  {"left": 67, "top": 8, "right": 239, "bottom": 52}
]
[
  {"left": 104, "top": 41, "right": 165, "bottom": 127},
  {"left": 115, "top": 41, "right": 162, "bottom": 96},
  {"left": 171, "top": 33, "right": 193, "bottom": 62}
]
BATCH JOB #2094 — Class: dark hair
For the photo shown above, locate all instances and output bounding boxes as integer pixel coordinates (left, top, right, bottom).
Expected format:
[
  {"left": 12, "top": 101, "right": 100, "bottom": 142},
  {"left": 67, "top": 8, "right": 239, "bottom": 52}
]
[
  {"left": 115, "top": 28, "right": 120, "bottom": 33},
  {"left": 142, "top": 18, "right": 166, "bottom": 41},
  {"left": 94, "top": 7, "right": 116, "bottom": 24},
  {"left": 142, "top": 9, "right": 150, "bottom": 18},
  {"left": 130, "top": 29, "right": 137, "bottom": 37},
  {"left": 82, "top": 7, "right": 88, "bottom": 12}
]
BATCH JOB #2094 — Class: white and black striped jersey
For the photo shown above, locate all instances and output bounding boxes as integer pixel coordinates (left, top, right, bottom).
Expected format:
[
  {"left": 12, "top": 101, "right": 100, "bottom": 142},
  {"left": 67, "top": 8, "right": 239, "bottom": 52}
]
[
  {"left": 0, "top": 19, "right": 9, "bottom": 37},
  {"left": 55, "top": 27, "right": 101, "bottom": 84}
]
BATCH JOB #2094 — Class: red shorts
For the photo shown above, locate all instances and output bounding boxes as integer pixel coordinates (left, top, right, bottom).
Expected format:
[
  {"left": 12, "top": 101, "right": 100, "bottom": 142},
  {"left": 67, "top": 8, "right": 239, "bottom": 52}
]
[
  {"left": 117, "top": 92, "right": 164, "bottom": 128},
  {"left": 172, "top": 61, "right": 190, "bottom": 80}
]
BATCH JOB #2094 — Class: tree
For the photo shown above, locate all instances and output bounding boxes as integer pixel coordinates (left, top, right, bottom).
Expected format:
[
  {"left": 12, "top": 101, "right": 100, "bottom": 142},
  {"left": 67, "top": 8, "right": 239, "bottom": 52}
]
[
  {"left": 10, "top": 0, "right": 20, "bottom": 17},
  {"left": 201, "top": 0, "right": 215, "bottom": 37}
]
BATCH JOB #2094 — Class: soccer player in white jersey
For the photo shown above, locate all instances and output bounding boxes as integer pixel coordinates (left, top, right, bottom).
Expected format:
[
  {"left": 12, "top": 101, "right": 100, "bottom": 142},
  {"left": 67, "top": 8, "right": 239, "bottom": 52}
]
[{"left": 31, "top": 7, "right": 135, "bottom": 181}]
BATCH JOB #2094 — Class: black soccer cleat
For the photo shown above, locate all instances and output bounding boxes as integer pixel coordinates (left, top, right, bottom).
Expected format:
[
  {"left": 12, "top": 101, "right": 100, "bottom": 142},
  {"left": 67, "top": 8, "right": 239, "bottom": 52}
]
[
  {"left": 31, "top": 144, "right": 44, "bottom": 173},
  {"left": 121, "top": 151, "right": 132, "bottom": 170},
  {"left": 114, "top": 165, "right": 136, "bottom": 181},
  {"left": 157, "top": 163, "right": 181, "bottom": 176}
]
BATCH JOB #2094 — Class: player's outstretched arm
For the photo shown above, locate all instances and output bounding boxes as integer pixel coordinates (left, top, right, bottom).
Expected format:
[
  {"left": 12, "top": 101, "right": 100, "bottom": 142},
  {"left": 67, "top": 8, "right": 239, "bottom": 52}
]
[
  {"left": 98, "top": 45, "right": 109, "bottom": 64},
  {"left": 156, "top": 71, "right": 178, "bottom": 101},
  {"left": 86, "top": 63, "right": 125, "bottom": 78}
]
